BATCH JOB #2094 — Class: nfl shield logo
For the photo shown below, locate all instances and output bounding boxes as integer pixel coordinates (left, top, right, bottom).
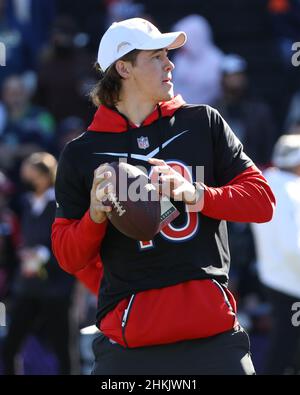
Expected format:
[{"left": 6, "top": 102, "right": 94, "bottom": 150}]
[{"left": 137, "top": 136, "right": 149, "bottom": 150}]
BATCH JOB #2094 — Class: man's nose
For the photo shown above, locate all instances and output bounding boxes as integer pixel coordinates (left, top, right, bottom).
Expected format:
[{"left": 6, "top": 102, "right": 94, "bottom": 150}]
[{"left": 165, "top": 58, "right": 175, "bottom": 72}]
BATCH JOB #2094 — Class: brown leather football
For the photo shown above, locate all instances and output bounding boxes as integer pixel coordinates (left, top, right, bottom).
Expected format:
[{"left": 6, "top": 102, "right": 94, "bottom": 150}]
[{"left": 101, "top": 161, "right": 162, "bottom": 241}]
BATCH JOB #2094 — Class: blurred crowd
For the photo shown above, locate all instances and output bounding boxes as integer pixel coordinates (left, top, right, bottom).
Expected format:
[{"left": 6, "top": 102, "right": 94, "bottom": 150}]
[{"left": 0, "top": 0, "right": 300, "bottom": 375}]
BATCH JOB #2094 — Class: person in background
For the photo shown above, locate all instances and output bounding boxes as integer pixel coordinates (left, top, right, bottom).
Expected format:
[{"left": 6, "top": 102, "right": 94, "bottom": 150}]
[
  {"left": 35, "top": 16, "right": 95, "bottom": 123},
  {"left": 2, "top": 152, "right": 75, "bottom": 375},
  {"left": 0, "top": 170, "right": 19, "bottom": 302},
  {"left": 171, "top": 14, "right": 223, "bottom": 105},
  {"left": 0, "top": 75, "right": 55, "bottom": 181},
  {"left": 252, "top": 134, "right": 300, "bottom": 374},
  {"left": 214, "top": 54, "right": 277, "bottom": 169}
]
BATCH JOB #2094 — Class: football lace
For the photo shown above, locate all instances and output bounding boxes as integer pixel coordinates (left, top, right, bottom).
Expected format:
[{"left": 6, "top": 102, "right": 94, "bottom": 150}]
[{"left": 107, "top": 192, "right": 126, "bottom": 217}]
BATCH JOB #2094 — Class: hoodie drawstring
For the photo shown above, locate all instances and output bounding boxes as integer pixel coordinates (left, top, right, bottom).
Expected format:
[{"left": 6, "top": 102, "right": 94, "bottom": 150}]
[{"left": 112, "top": 103, "right": 167, "bottom": 164}]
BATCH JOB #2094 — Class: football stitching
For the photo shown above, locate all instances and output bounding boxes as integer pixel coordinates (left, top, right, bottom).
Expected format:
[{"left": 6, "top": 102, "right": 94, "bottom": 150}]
[{"left": 107, "top": 192, "right": 126, "bottom": 217}]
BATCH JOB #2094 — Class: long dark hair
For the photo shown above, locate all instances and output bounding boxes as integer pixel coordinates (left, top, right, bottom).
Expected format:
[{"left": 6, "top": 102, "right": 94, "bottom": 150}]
[{"left": 89, "top": 49, "right": 141, "bottom": 108}]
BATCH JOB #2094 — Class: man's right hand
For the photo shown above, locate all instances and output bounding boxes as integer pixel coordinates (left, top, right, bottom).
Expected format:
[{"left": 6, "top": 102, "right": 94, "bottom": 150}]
[{"left": 90, "top": 163, "right": 113, "bottom": 224}]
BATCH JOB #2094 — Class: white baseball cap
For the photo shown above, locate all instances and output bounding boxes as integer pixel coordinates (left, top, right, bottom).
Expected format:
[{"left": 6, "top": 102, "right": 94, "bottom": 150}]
[
  {"left": 272, "top": 134, "right": 300, "bottom": 168},
  {"left": 97, "top": 18, "right": 187, "bottom": 72}
]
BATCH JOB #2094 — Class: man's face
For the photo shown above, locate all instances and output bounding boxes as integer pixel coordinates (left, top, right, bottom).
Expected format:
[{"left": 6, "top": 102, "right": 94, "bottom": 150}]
[
  {"left": 222, "top": 72, "right": 247, "bottom": 100},
  {"left": 20, "top": 163, "right": 50, "bottom": 193},
  {"left": 126, "top": 48, "right": 175, "bottom": 103},
  {"left": 2, "top": 77, "right": 28, "bottom": 110}
]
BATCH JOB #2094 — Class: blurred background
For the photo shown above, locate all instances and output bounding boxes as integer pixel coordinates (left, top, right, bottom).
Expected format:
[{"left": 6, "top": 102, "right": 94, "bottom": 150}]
[{"left": 0, "top": 0, "right": 299, "bottom": 375}]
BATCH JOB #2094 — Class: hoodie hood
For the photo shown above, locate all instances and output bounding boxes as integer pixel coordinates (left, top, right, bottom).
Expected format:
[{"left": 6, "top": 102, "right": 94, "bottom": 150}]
[{"left": 87, "top": 95, "right": 185, "bottom": 133}]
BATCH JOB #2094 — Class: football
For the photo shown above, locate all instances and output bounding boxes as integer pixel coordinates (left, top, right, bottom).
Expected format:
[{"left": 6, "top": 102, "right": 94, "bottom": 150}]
[{"left": 99, "top": 161, "right": 162, "bottom": 241}]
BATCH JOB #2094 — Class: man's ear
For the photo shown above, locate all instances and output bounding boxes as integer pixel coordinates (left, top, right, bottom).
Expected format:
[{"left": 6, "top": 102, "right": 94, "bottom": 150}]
[{"left": 115, "top": 60, "right": 131, "bottom": 79}]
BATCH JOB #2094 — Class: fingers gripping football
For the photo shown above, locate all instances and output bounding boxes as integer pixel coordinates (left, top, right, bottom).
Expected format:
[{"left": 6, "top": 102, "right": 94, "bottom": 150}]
[
  {"left": 91, "top": 162, "right": 162, "bottom": 240},
  {"left": 148, "top": 158, "right": 197, "bottom": 204},
  {"left": 90, "top": 163, "right": 114, "bottom": 224}
]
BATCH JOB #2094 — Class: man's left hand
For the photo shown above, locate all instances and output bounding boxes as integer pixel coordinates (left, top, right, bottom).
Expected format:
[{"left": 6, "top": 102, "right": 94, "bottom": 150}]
[{"left": 148, "top": 158, "right": 198, "bottom": 204}]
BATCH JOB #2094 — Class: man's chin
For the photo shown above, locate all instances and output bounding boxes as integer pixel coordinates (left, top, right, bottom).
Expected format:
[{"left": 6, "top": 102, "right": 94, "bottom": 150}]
[{"left": 159, "top": 89, "right": 174, "bottom": 102}]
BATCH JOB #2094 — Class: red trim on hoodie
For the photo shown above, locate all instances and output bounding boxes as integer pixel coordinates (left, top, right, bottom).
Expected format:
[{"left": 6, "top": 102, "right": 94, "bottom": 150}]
[{"left": 87, "top": 95, "right": 185, "bottom": 132}]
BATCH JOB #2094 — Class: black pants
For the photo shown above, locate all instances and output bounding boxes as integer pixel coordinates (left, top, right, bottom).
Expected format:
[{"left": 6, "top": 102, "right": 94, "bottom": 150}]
[
  {"left": 264, "top": 286, "right": 300, "bottom": 375},
  {"left": 91, "top": 326, "right": 255, "bottom": 375},
  {"left": 2, "top": 294, "right": 72, "bottom": 375}
]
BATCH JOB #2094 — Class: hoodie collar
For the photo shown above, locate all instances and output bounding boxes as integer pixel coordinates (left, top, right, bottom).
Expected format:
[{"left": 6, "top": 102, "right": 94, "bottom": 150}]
[{"left": 87, "top": 95, "right": 185, "bottom": 133}]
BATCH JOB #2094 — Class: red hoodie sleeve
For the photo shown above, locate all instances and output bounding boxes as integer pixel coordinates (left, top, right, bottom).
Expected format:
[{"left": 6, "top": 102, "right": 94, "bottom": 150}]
[
  {"left": 201, "top": 165, "right": 275, "bottom": 223},
  {"left": 74, "top": 255, "right": 104, "bottom": 295},
  {"left": 52, "top": 210, "right": 107, "bottom": 294},
  {"left": 52, "top": 209, "right": 107, "bottom": 272}
]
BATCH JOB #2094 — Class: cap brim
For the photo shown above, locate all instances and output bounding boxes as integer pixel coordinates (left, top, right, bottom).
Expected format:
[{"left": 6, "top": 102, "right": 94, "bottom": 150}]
[{"left": 137, "top": 31, "right": 187, "bottom": 51}]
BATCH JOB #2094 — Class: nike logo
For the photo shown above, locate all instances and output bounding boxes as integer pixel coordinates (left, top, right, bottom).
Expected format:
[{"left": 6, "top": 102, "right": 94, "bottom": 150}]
[{"left": 93, "top": 130, "right": 189, "bottom": 162}]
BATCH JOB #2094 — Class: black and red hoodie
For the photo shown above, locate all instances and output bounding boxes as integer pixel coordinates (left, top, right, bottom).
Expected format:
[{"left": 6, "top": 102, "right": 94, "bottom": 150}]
[{"left": 52, "top": 95, "right": 275, "bottom": 348}]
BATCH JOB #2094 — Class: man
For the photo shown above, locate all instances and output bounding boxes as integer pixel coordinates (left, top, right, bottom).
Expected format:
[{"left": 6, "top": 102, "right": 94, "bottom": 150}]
[
  {"left": 251, "top": 134, "right": 300, "bottom": 375},
  {"left": 52, "top": 18, "right": 275, "bottom": 375},
  {"left": 213, "top": 54, "right": 277, "bottom": 169},
  {"left": 171, "top": 14, "right": 223, "bottom": 106}
]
